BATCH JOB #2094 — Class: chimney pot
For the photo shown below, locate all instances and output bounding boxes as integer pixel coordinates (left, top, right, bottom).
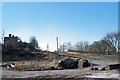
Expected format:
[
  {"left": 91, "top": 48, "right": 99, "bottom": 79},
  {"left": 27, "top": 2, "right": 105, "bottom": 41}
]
[{"left": 9, "top": 34, "right": 12, "bottom": 37}]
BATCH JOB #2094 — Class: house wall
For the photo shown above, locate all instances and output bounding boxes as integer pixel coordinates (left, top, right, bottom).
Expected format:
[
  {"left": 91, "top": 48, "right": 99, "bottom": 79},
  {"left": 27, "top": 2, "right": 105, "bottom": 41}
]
[{"left": 4, "top": 34, "right": 18, "bottom": 48}]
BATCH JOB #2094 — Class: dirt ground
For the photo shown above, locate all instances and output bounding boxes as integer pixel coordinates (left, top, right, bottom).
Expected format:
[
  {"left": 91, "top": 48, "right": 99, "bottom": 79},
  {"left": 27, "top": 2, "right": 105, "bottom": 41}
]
[
  {"left": 1, "top": 52, "right": 119, "bottom": 80},
  {"left": 8, "top": 60, "right": 59, "bottom": 71},
  {"left": 1, "top": 67, "right": 119, "bottom": 80}
]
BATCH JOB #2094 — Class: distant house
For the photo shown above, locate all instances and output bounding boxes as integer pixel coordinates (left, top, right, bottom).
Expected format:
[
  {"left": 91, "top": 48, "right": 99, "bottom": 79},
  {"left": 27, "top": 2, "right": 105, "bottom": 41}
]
[
  {"left": 4, "top": 34, "right": 18, "bottom": 48},
  {"left": 4, "top": 34, "right": 41, "bottom": 52}
]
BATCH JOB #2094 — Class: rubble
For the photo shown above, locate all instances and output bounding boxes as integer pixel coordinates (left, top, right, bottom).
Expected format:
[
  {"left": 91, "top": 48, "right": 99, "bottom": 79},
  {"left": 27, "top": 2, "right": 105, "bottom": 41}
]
[
  {"left": 108, "top": 64, "right": 120, "bottom": 70},
  {"left": 58, "top": 57, "right": 90, "bottom": 69},
  {"left": 90, "top": 63, "right": 120, "bottom": 71},
  {"left": 58, "top": 57, "right": 79, "bottom": 69},
  {"left": 82, "top": 60, "right": 91, "bottom": 67},
  {"left": 1, "top": 63, "right": 15, "bottom": 69}
]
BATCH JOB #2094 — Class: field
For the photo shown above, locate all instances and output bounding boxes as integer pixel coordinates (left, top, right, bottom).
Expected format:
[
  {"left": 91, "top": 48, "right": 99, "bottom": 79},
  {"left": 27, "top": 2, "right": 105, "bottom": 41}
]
[
  {"left": 1, "top": 51, "right": 120, "bottom": 80},
  {"left": 2, "top": 51, "right": 120, "bottom": 71},
  {"left": 8, "top": 60, "right": 59, "bottom": 71}
]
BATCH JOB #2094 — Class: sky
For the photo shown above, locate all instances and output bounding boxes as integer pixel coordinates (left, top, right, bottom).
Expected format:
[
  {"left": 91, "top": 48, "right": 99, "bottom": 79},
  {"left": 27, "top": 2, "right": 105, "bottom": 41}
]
[{"left": 1, "top": 2, "right": 118, "bottom": 51}]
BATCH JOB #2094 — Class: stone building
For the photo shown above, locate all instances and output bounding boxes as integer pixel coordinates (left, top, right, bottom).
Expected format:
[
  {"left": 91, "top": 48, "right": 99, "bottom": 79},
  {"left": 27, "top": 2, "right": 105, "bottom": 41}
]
[{"left": 4, "top": 34, "right": 18, "bottom": 48}]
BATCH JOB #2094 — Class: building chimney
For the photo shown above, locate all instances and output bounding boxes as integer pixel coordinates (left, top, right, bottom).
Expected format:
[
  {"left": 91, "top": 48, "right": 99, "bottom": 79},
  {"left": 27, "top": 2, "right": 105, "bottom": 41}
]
[{"left": 9, "top": 34, "right": 12, "bottom": 37}]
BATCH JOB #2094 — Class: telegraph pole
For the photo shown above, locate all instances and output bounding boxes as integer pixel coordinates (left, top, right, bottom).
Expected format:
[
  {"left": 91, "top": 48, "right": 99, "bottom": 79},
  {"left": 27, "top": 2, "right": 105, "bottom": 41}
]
[{"left": 56, "top": 37, "right": 58, "bottom": 52}]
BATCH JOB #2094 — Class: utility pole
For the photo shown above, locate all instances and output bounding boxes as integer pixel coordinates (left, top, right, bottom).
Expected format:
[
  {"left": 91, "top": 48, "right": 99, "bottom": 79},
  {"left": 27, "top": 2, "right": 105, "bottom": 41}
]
[{"left": 56, "top": 37, "right": 58, "bottom": 52}]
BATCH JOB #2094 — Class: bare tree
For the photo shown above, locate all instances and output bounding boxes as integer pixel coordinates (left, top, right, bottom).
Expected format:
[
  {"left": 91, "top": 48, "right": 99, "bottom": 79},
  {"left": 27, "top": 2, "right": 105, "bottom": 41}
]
[
  {"left": 74, "top": 41, "right": 89, "bottom": 52},
  {"left": 90, "top": 41, "right": 101, "bottom": 53},
  {"left": 89, "top": 32, "right": 119, "bottom": 54},
  {"left": 104, "top": 32, "right": 118, "bottom": 53},
  {"left": 67, "top": 42, "right": 73, "bottom": 50},
  {"left": 114, "top": 32, "right": 120, "bottom": 53},
  {"left": 61, "top": 43, "right": 67, "bottom": 51},
  {"left": 83, "top": 41, "right": 89, "bottom": 52},
  {"left": 66, "top": 32, "right": 119, "bottom": 54},
  {"left": 29, "top": 36, "right": 38, "bottom": 48},
  {"left": 75, "top": 41, "right": 83, "bottom": 52}
]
